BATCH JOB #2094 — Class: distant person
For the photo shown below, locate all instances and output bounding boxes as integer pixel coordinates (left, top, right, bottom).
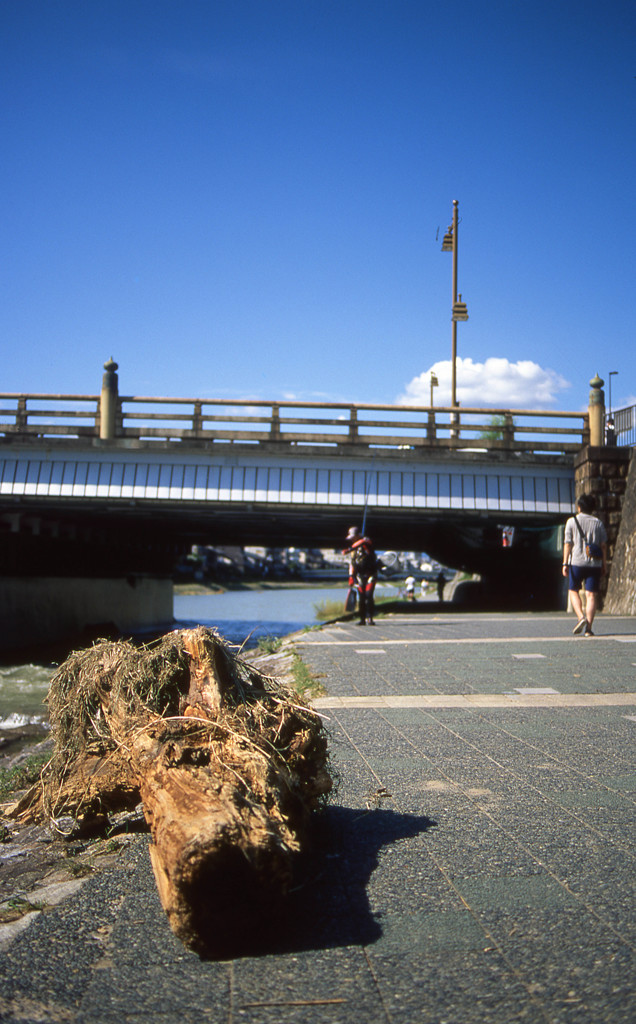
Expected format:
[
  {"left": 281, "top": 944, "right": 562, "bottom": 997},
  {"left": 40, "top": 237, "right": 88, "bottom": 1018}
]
[
  {"left": 404, "top": 576, "right": 416, "bottom": 601},
  {"left": 344, "top": 526, "right": 378, "bottom": 625},
  {"left": 562, "top": 493, "right": 607, "bottom": 636},
  {"left": 605, "top": 418, "right": 616, "bottom": 446},
  {"left": 435, "top": 570, "right": 446, "bottom": 602}
]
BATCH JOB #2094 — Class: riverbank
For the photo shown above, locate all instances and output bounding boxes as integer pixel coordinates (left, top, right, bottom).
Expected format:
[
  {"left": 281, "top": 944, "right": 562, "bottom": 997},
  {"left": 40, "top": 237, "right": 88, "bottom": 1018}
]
[{"left": 174, "top": 578, "right": 347, "bottom": 594}]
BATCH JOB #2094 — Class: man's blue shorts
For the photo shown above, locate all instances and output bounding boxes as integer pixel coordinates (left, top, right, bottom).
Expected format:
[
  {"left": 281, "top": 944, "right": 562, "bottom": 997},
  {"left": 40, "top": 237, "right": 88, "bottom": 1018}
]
[{"left": 568, "top": 564, "right": 602, "bottom": 593}]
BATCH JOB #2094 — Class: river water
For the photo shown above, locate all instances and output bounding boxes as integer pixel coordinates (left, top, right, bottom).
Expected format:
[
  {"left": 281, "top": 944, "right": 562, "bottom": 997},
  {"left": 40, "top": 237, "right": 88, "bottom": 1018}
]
[{"left": 0, "top": 582, "right": 403, "bottom": 729}]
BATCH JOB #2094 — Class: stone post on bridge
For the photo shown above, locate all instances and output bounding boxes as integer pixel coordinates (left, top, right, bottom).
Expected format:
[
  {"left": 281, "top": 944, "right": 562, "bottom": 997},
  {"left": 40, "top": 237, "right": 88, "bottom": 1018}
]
[
  {"left": 588, "top": 373, "right": 605, "bottom": 446},
  {"left": 99, "top": 357, "right": 119, "bottom": 440}
]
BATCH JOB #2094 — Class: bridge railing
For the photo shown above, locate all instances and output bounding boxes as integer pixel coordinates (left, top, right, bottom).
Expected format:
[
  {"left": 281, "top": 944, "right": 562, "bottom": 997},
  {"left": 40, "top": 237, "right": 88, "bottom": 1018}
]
[
  {"left": 0, "top": 395, "right": 101, "bottom": 436},
  {"left": 0, "top": 393, "right": 589, "bottom": 454},
  {"left": 613, "top": 405, "right": 636, "bottom": 447}
]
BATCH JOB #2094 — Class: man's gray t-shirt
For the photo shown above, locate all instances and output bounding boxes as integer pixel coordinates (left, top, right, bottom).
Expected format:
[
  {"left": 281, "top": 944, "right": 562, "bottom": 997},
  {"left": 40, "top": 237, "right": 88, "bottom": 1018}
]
[{"left": 564, "top": 512, "right": 607, "bottom": 567}]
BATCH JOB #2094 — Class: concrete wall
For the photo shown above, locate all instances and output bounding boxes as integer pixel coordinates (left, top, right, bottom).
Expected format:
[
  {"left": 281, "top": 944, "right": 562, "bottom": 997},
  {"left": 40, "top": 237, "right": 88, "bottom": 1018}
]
[
  {"left": 605, "top": 450, "right": 636, "bottom": 614},
  {"left": 0, "top": 575, "right": 174, "bottom": 654}
]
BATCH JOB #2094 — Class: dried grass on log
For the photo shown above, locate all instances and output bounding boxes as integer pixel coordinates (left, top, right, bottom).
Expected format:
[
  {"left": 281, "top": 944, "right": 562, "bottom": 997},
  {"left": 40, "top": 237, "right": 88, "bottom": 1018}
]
[{"left": 9, "top": 626, "right": 332, "bottom": 955}]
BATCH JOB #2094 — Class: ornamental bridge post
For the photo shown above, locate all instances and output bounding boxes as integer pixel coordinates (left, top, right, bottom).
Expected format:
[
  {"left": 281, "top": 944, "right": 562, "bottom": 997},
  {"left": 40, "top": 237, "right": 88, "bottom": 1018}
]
[{"left": 99, "top": 358, "right": 119, "bottom": 440}]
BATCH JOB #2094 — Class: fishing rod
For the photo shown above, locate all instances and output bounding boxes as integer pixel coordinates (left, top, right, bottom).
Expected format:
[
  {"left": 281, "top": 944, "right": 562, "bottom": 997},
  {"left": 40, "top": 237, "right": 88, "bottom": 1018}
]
[{"left": 361, "top": 472, "right": 374, "bottom": 535}]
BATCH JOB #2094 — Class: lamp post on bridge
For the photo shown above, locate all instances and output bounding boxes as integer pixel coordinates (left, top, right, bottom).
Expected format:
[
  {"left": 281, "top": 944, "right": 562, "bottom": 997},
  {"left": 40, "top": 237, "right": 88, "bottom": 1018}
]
[
  {"left": 429, "top": 372, "right": 438, "bottom": 407},
  {"left": 441, "top": 199, "right": 469, "bottom": 412},
  {"left": 608, "top": 371, "right": 618, "bottom": 417}
]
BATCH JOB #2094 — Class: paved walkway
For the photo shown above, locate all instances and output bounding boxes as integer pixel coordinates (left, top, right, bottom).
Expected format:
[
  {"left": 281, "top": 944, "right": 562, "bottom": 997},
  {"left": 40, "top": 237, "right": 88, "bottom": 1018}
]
[{"left": 1, "top": 612, "right": 635, "bottom": 1023}]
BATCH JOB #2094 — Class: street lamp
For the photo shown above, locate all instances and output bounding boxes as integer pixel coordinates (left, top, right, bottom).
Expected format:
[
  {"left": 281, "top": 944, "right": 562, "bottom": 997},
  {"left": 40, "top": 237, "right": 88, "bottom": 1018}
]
[
  {"left": 441, "top": 199, "right": 468, "bottom": 409},
  {"left": 608, "top": 370, "right": 618, "bottom": 416},
  {"left": 430, "top": 372, "right": 439, "bottom": 407}
]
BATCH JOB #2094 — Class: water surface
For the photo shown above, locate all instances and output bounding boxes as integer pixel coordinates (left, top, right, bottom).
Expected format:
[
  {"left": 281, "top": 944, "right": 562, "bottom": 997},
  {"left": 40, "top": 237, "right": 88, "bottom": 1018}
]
[{"left": 0, "top": 583, "right": 401, "bottom": 725}]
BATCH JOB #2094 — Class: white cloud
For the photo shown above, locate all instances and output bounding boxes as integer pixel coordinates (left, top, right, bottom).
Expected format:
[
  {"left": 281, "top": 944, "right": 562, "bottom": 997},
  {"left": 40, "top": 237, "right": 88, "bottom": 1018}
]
[
  {"left": 617, "top": 393, "right": 636, "bottom": 412},
  {"left": 397, "top": 357, "right": 570, "bottom": 409}
]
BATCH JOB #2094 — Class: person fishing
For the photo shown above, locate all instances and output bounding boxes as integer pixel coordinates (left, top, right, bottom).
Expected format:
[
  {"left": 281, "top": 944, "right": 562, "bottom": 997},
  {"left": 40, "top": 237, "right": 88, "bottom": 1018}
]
[{"left": 343, "top": 525, "right": 378, "bottom": 625}]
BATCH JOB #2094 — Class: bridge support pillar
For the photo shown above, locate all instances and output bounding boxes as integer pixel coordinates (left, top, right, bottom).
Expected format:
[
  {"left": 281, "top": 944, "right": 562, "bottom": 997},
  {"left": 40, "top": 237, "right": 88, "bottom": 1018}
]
[
  {"left": 0, "top": 575, "right": 174, "bottom": 656},
  {"left": 605, "top": 449, "right": 636, "bottom": 614},
  {"left": 574, "top": 445, "right": 631, "bottom": 603}
]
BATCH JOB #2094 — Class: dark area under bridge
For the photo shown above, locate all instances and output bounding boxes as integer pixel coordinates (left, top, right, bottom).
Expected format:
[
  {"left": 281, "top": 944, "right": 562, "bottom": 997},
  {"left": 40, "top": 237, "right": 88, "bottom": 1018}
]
[{"left": 0, "top": 495, "right": 566, "bottom": 606}]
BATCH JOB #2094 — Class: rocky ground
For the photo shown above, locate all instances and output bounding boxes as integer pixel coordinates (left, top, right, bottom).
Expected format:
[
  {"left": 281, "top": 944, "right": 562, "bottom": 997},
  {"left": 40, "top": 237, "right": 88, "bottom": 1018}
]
[{"left": 0, "top": 725, "right": 150, "bottom": 950}]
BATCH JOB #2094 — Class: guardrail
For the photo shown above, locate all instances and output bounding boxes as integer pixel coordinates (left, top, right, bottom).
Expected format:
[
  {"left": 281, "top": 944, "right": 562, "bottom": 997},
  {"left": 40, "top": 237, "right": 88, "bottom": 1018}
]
[
  {"left": 613, "top": 405, "right": 636, "bottom": 447},
  {"left": 0, "top": 393, "right": 590, "bottom": 454}
]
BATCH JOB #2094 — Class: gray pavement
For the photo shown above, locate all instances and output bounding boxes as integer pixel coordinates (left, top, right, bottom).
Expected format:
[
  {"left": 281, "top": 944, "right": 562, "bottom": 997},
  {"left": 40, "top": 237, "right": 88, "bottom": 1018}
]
[{"left": 1, "top": 611, "right": 635, "bottom": 1023}]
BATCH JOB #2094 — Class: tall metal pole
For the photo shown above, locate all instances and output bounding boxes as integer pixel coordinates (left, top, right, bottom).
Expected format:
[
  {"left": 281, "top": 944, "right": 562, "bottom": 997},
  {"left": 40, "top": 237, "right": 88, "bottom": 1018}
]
[
  {"left": 451, "top": 199, "right": 459, "bottom": 409},
  {"left": 608, "top": 370, "right": 618, "bottom": 417}
]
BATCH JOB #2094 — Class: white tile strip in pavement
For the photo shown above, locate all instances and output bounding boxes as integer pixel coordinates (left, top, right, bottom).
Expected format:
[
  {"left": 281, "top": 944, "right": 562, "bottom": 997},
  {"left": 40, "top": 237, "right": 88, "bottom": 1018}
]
[
  {"left": 312, "top": 692, "right": 636, "bottom": 709},
  {"left": 513, "top": 687, "right": 560, "bottom": 694},
  {"left": 344, "top": 614, "right": 636, "bottom": 627},
  {"left": 300, "top": 635, "right": 630, "bottom": 646}
]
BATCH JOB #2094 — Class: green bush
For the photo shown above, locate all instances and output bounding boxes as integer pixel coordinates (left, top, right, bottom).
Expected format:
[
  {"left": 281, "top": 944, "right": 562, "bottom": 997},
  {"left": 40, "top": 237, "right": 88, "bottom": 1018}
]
[
  {"left": 256, "top": 635, "right": 283, "bottom": 654},
  {"left": 0, "top": 754, "right": 49, "bottom": 799},
  {"left": 313, "top": 599, "right": 346, "bottom": 620},
  {"left": 291, "top": 653, "right": 325, "bottom": 699}
]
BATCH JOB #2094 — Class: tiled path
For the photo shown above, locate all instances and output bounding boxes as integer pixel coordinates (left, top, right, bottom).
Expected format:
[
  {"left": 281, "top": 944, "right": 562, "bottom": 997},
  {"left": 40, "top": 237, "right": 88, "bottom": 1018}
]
[{"left": 1, "top": 612, "right": 634, "bottom": 1023}]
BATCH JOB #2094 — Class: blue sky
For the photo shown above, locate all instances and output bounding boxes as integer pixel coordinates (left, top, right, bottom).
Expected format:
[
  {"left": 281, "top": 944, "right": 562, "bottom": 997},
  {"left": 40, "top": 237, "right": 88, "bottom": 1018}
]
[{"left": 2, "top": 0, "right": 634, "bottom": 413}]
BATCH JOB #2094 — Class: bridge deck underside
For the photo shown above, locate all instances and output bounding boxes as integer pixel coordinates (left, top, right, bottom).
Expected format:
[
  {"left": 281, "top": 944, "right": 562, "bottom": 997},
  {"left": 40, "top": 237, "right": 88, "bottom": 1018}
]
[{"left": 0, "top": 445, "right": 573, "bottom": 583}]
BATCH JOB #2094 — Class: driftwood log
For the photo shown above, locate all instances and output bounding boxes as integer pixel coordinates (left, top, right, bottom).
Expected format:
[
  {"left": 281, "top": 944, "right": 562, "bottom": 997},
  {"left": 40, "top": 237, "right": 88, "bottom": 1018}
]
[{"left": 9, "top": 627, "right": 332, "bottom": 955}]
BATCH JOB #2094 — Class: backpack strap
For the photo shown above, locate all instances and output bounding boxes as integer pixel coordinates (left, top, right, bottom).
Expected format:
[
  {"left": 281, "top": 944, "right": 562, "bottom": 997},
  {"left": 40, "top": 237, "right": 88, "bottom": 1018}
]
[
  {"left": 573, "top": 515, "right": 586, "bottom": 543},
  {"left": 573, "top": 514, "right": 603, "bottom": 561}
]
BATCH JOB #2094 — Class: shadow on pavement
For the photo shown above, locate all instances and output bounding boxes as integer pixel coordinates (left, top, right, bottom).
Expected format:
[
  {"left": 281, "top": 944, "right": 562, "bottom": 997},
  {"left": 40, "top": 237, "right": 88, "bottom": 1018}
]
[{"left": 199, "top": 805, "right": 437, "bottom": 960}]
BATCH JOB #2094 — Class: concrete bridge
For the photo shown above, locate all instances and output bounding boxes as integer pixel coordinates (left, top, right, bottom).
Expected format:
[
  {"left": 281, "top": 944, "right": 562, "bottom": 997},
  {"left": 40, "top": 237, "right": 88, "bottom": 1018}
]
[{"left": 0, "top": 364, "right": 625, "bottom": 652}]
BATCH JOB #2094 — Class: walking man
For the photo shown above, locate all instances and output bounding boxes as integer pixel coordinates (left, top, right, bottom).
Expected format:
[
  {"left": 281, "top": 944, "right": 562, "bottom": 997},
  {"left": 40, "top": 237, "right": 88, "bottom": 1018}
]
[{"left": 562, "top": 493, "right": 607, "bottom": 636}]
